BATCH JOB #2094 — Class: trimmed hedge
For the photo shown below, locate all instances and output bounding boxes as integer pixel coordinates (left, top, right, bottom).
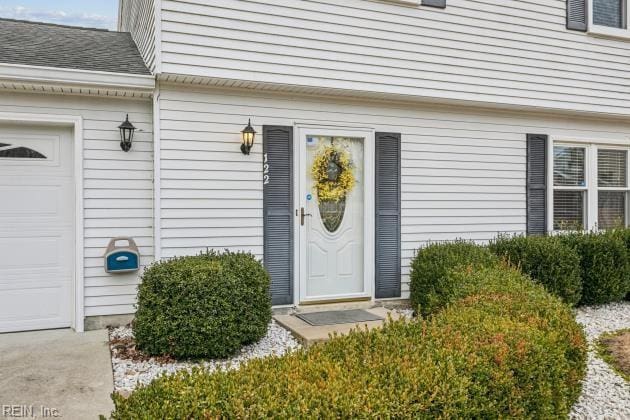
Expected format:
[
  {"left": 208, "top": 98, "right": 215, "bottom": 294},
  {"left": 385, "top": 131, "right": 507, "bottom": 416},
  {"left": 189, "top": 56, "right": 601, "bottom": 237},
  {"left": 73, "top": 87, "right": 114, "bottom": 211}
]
[
  {"left": 133, "top": 250, "right": 272, "bottom": 359},
  {"left": 610, "top": 228, "right": 630, "bottom": 301},
  {"left": 409, "top": 241, "right": 499, "bottom": 316},
  {"left": 560, "top": 232, "right": 630, "bottom": 306},
  {"left": 489, "top": 234, "right": 582, "bottom": 306},
  {"left": 110, "top": 266, "right": 587, "bottom": 419}
]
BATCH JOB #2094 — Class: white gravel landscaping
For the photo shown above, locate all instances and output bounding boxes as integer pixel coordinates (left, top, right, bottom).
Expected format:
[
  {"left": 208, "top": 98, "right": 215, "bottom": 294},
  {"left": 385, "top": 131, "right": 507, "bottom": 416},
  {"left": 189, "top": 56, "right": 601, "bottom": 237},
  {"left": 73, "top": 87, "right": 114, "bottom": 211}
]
[
  {"left": 109, "top": 320, "right": 300, "bottom": 393},
  {"left": 570, "top": 302, "right": 630, "bottom": 419},
  {"left": 109, "top": 308, "right": 413, "bottom": 393}
]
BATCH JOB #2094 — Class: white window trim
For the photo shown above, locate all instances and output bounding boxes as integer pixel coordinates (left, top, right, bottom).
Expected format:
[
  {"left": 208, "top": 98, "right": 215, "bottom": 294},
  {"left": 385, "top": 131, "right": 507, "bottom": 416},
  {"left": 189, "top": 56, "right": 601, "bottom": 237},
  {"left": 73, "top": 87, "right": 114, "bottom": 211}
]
[
  {"left": 548, "top": 137, "right": 630, "bottom": 233},
  {"left": 383, "top": 0, "right": 419, "bottom": 5},
  {"left": 588, "top": 0, "right": 630, "bottom": 39}
]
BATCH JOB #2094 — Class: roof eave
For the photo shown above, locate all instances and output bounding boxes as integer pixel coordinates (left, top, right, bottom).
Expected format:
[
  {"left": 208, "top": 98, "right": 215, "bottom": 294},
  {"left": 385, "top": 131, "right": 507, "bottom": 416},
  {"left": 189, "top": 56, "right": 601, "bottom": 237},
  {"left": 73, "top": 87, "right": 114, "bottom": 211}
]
[{"left": 0, "top": 62, "right": 155, "bottom": 96}]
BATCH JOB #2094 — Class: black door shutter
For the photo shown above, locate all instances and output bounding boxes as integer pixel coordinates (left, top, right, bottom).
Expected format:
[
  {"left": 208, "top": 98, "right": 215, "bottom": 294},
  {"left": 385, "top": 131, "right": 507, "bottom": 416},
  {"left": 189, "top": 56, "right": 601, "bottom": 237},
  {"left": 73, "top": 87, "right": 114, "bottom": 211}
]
[
  {"left": 375, "top": 132, "right": 402, "bottom": 299},
  {"left": 527, "top": 134, "right": 548, "bottom": 236},
  {"left": 422, "top": 0, "right": 446, "bottom": 8},
  {"left": 567, "top": 0, "right": 587, "bottom": 31},
  {"left": 263, "top": 126, "right": 294, "bottom": 305}
]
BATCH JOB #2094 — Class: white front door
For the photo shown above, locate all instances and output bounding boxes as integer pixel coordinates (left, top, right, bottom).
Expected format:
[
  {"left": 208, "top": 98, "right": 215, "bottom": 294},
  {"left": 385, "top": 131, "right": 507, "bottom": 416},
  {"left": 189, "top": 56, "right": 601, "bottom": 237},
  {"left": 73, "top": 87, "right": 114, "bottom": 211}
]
[
  {"left": 297, "top": 127, "right": 374, "bottom": 303},
  {"left": 0, "top": 125, "right": 74, "bottom": 333}
]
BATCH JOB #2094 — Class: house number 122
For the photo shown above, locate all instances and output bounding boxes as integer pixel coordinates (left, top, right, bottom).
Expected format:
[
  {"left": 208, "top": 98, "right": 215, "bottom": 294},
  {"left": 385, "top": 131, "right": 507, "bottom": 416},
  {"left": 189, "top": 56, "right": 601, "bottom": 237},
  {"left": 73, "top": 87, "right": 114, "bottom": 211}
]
[{"left": 263, "top": 153, "right": 270, "bottom": 185}]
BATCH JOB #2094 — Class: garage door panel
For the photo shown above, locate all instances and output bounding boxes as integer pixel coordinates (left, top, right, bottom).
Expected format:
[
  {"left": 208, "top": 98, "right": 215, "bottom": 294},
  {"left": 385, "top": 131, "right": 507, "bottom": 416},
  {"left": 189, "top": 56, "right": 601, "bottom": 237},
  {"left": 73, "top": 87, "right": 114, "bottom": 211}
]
[
  {"left": 0, "top": 286, "right": 71, "bottom": 333},
  {"left": 0, "top": 274, "right": 72, "bottom": 289},
  {"left": 0, "top": 236, "right": 66, "bottom": 268},
  {"left": 0, "top": 186, "right": 62, "bottom": 217},
  {"left": 0, "top": 126, "right": 74, "bottom": 333}
]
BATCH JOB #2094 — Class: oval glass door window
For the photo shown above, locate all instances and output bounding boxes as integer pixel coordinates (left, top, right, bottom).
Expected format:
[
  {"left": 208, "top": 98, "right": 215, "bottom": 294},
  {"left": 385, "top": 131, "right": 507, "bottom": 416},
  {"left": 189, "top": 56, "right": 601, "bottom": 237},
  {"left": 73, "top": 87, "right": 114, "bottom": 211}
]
[{"left": 319, "top": 199, "right": 346, "bottom": 232}]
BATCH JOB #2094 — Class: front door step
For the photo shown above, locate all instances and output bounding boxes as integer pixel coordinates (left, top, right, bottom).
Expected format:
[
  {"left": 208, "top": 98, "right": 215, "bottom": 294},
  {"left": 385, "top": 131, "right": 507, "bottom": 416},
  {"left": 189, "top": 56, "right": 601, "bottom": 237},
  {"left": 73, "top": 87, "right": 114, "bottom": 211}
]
[
  {"left": 296, "top": 309, "right": 383, "bottom": 326},
  {"left": 274, "top": 307, "right": 403, "bottom": 346}
]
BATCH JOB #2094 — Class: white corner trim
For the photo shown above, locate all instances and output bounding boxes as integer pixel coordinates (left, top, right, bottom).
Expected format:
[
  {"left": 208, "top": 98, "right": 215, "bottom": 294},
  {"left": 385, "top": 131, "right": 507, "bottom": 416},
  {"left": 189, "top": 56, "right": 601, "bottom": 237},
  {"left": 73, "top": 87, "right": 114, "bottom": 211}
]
[
  {"left": 0, "top": 111, "right": 85, "bottom": 333},
  {"left": 0, "top": 63, "right": 155, "bottom": 92},
  {"left": 155, "top": 0, "right": 163, "bottom": 75},
  {"left": 117, "top": 0, "right": 124, "bottom": 32},
  {"left": 153, "top": 84, "right": 162, "bottom": 260}
]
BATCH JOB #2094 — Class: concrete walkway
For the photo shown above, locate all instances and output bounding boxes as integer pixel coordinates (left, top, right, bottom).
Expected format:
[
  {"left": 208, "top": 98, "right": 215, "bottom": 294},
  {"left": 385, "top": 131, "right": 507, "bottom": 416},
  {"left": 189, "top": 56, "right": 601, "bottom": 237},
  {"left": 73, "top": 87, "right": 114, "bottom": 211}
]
[{"left": 0, "top": 329, "right": 114, "bottom": 419}]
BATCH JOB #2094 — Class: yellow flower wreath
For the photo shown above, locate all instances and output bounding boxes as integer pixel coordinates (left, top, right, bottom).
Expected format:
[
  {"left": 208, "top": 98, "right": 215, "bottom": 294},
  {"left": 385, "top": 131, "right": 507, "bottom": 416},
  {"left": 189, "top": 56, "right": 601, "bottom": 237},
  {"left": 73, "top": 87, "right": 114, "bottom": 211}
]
[{"left": 311, "top": 144, "right": 355, "bottom": 202}]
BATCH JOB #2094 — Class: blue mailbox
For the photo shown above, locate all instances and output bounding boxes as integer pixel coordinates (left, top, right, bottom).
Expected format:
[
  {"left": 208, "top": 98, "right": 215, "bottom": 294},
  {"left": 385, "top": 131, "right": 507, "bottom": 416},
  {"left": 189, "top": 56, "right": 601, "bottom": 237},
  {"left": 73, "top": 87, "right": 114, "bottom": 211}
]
[{"left": 104, "top": 237, "right": 140, "bottom": 274}]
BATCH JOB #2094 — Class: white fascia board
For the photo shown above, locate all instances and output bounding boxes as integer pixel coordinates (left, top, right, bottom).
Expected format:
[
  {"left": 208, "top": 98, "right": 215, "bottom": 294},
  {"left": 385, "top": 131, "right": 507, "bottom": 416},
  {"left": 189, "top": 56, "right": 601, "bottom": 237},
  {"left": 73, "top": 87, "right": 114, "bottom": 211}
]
[
  {"left": 0, "top": 63, "right": 155, "bottom": 93},
  {"left": 159, "top": 73, "right": 630, "bottom": 120}
]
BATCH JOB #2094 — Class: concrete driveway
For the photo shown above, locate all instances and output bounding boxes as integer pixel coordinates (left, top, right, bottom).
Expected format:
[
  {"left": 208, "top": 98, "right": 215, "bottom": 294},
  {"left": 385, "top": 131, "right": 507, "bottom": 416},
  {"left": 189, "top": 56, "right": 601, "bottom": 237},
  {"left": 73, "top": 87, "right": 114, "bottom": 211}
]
[{"left": 0, "top": 329, "right": 114, "bottom": 419}]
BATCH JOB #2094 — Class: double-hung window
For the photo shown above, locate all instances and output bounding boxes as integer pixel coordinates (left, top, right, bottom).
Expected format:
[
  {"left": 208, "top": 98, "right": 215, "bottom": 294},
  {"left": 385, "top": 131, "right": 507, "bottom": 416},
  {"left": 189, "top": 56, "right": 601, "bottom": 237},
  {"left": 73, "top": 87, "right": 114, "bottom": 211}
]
[{"left": 552, "top": 143, "right": 629, "bottom": 231}]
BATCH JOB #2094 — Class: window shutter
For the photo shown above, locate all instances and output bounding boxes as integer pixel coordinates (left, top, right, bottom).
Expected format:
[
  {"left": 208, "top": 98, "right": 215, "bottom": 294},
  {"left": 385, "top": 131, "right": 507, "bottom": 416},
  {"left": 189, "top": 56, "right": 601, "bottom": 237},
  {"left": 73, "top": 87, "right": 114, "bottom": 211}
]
[
  {"left": 527, "top": 134, "right": 548, "bottom": 236},
  {"left": 422, "top": 0, "right": 446, "bottom": 8},
  {"left": 263, "top": 126, "right": 294, "bottom": 305},
  {"left": 567, "top": 0, "right": 587, "bottom": 31},
  {"left": 375, "top": 132, "right": 402, "bottom": 299}
]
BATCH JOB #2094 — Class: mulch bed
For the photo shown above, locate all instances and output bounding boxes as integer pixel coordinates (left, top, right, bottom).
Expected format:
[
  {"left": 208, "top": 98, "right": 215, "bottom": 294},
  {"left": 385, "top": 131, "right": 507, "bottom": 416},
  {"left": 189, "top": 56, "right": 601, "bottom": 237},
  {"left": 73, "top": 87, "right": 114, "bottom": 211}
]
[
  {"left": 108, "top": 329, "right": 175, "bottom": 364},
  {"left": 599, "top": 330, "right": 630, "bottom": 381}
]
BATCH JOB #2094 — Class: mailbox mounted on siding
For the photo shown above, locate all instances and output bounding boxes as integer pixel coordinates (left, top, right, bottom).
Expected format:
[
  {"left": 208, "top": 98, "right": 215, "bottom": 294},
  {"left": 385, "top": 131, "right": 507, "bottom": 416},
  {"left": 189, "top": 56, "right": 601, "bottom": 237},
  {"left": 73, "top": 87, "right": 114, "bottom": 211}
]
[{"left": 104, "top": 237, "right": 140, "bottom": 274}]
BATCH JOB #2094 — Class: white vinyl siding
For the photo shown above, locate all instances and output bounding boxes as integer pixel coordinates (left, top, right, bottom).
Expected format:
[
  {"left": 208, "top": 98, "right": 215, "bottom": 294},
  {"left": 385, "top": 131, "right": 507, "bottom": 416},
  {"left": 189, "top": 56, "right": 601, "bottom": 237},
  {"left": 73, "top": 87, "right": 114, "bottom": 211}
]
[
  {"left": 0, "top": 92, "right": 154, "bottom": 317},
  {"left": 119, "top": 0, "right": 157, "bottom": 72},
  {"left": 158, "top": 0, "right": 630, "bottom": 116},
  {"left": 158, "top": 85, "right": 630, "bottom": 298}
]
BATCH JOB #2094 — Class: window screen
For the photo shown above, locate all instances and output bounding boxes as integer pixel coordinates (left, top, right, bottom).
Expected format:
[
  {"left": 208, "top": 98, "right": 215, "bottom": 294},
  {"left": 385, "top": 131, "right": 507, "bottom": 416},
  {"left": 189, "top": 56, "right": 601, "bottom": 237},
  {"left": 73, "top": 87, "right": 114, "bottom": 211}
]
[
  {"left": 598, "top": 149, "right": 627, "bottom": 187},
  {"left": 554, "top": 190, "right": 585, "bottom": 230},
  {"left": 599, "top": 191, "right": 626, "bottom": 229},
  {"left": 598, "top": 149, "right": 627, "bottom": 229},
  {"left": 554, "top": 146, "right": 586, "bottom": 187},
  {"left": 593, "top": 0, "right": 626, "bottom": 28}
]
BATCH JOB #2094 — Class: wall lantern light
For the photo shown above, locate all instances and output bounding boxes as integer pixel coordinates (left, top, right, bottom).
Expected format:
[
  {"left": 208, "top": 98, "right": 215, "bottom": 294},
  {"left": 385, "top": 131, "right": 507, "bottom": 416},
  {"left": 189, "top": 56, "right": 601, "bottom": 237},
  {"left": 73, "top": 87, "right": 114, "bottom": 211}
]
[
  {"left": 118, "top": 114, "right": 136, "bottom": 152},
  {"left": 241, "top": 119, "right": 256, "bottom": 155}
]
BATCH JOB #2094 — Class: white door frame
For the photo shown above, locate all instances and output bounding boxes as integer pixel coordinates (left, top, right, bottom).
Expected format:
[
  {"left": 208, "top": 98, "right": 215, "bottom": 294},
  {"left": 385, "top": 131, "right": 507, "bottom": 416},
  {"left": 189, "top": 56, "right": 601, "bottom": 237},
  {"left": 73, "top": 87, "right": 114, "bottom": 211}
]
[
  {"left": 293, "top": 124, "right": 375, "bottom": 304},
  {"left": 0, "top": 112, "right": 84, "bottom": 332}
]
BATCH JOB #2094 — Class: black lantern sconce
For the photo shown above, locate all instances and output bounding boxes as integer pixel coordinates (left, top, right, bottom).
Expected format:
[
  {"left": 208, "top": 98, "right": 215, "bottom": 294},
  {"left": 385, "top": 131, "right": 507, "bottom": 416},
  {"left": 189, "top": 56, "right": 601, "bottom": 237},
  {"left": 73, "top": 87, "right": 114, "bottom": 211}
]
[
  {"left": 118, "top": 114, "right": 136, "bottom": 152},
  {"left": 241, "top": 119, "right": 256, "bottom": 155}
]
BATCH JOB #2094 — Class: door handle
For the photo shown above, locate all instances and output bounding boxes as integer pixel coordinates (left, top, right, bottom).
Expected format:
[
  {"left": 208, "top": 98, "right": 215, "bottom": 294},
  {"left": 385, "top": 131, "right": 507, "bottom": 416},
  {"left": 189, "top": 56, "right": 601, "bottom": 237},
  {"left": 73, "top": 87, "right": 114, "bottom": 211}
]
[{"left": 300, "top": 207, "right": 312, "bottom": 226}]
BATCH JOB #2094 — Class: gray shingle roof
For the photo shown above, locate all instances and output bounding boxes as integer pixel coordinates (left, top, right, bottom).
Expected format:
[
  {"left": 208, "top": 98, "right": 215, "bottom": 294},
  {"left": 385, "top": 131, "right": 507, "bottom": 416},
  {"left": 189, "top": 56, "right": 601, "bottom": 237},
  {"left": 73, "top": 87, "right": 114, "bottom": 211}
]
[{"left": 0, "top": 18, "right": 151, "bottom": 75}]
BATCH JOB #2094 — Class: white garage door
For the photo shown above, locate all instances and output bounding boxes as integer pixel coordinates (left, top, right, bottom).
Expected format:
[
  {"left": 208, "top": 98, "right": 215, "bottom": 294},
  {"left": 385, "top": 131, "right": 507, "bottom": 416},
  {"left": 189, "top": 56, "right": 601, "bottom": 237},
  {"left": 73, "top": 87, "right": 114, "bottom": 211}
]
[{"left": 0, "top": 125, "right": 74, "bottom": 333}]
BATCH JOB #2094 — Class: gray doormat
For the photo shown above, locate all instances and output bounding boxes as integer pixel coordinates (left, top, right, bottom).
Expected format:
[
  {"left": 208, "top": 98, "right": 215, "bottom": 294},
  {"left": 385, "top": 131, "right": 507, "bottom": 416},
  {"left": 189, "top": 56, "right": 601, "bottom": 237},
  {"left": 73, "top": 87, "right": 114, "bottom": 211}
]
[{"left": 296, "top": 309, "right": 384, "bottom": 326}]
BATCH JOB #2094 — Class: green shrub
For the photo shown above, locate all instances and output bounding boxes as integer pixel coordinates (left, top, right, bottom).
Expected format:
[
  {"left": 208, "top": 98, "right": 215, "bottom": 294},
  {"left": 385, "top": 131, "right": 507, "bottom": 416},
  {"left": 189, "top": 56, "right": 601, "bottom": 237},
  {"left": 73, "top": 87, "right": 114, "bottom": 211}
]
[
  {"left": 133, "top": 250, "right": 272, "bottom": 359},
  {"left": 610, "top": 228, "right": 630, "bottom": 301},
  {"left": 561, "top": 231, "right": 630, "bottom": 306},
  {"left": 110, "top": 266, "right": 586, "bottom": 419},
  {"left": 489, "top": 234, "right": 582, "bottom": 306},
  {"left": 409, "top": 241, "right": 499, "bottom": 316}
]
